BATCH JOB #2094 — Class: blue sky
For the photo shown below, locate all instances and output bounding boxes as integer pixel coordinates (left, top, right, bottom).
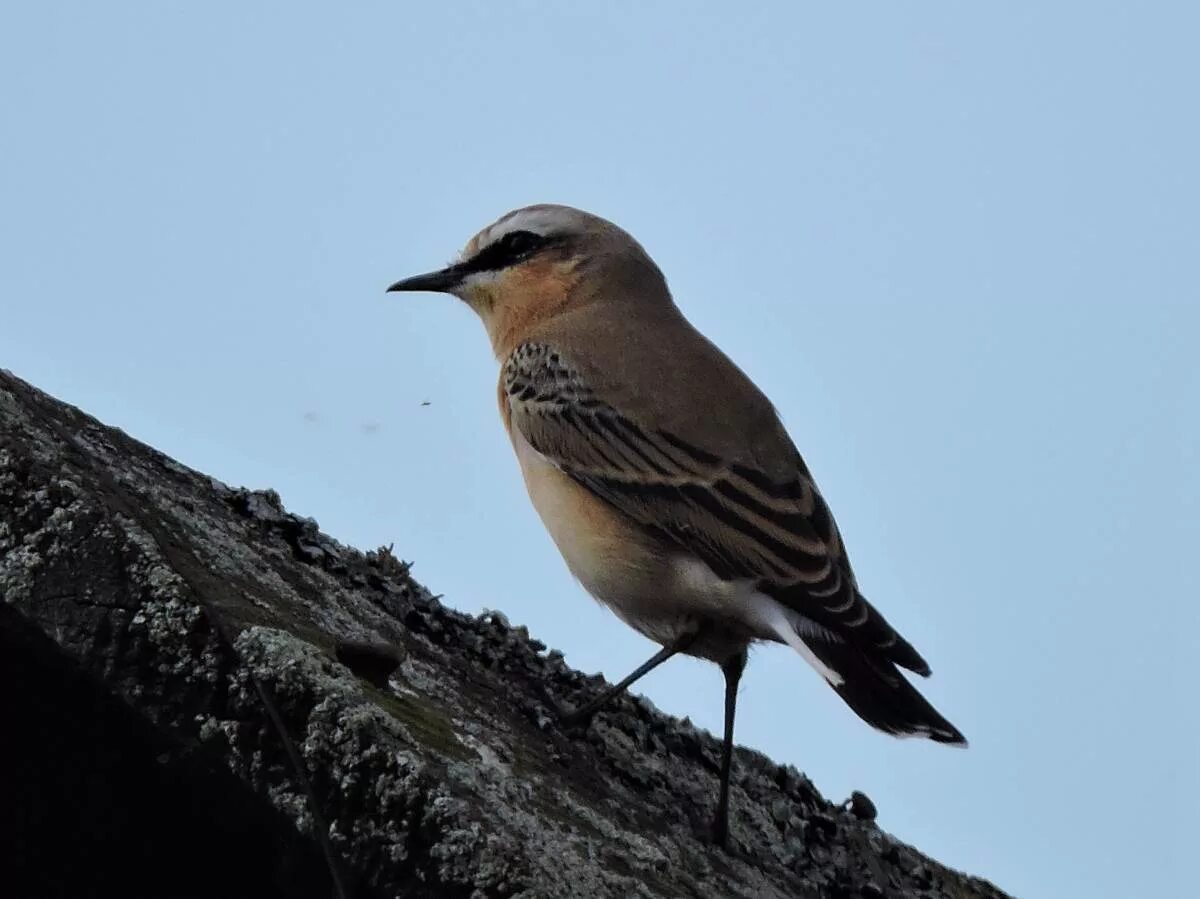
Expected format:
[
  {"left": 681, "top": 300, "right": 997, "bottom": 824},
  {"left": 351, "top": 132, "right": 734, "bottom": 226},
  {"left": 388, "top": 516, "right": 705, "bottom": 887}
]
[{"left": 2, "top": 3, "right": 1196, "bottom": 895}]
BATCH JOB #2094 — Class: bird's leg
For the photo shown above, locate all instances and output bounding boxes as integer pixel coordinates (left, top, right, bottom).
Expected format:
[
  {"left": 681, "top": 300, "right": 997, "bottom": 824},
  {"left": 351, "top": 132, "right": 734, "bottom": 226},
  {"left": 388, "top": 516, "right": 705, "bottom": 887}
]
[
  {"left": 711, "top": 648, "right": 747, "bottom": 849},
  {"left": 559, "top": 627, "right": 702, "bottom": 727}
]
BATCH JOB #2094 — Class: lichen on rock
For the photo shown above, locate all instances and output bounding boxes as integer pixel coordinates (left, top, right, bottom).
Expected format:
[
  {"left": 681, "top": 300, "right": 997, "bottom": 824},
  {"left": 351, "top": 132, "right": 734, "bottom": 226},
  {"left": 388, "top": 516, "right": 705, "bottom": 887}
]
[{"left": 0, "top": 368, "right": 1009, "bottom": 899}]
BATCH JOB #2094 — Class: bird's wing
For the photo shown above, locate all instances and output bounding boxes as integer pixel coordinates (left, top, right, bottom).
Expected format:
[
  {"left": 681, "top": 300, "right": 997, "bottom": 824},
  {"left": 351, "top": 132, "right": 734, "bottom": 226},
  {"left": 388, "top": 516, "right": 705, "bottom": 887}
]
[{"left": 502, "top": 341, "right": 930, "bottom": 675}]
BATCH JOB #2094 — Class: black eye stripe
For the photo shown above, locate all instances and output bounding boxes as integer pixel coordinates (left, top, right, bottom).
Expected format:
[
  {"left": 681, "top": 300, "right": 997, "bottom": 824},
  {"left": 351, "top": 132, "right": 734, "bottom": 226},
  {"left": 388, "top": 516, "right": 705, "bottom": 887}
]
[
  {"left": 461, "top": 230, "right": 547, "bottom": 273},
  {"left": 501, "top": 230, "right": 541, "bottom": 255}
]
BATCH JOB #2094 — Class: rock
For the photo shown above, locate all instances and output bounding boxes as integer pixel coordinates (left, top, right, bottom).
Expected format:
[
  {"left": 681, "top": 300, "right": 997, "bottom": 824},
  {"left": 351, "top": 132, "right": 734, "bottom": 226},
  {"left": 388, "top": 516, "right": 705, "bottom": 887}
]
[
  {"left": 334, "top": 638, "right": 405, "bottom": 688},
  {"left": 845, "top": 790, "right": 879, "bottom": 822},
  {"left": 0, "top": 368, "right": 1011, "bottom": 899}
]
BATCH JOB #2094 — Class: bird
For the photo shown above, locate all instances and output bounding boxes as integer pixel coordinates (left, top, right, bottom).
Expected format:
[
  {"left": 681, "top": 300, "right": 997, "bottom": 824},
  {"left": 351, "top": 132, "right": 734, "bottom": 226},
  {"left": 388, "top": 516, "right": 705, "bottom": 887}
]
[{"left": 387, "top": 204, "right": 966, "bottom": 848}]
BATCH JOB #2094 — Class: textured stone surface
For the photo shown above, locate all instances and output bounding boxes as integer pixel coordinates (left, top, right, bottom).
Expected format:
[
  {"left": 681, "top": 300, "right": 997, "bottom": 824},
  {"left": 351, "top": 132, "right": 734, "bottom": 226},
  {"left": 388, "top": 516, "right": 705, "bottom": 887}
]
[{"left": 0, "top": 369, "right": 1010, "bottom": 899}]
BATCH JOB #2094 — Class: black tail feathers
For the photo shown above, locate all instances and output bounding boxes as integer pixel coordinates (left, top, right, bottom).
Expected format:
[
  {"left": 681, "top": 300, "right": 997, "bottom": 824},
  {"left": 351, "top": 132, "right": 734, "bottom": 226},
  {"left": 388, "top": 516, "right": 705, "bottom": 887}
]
[{"left": 806, "top": 639, "right": 967, "bottom": 745}]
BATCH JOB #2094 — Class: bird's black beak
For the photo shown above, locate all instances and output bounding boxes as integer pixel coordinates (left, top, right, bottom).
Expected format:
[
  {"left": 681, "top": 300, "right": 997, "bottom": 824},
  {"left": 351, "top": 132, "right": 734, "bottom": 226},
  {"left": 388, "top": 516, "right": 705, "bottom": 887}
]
[{"left": 386, "top": 265, "right": 465, "bottom": 294}]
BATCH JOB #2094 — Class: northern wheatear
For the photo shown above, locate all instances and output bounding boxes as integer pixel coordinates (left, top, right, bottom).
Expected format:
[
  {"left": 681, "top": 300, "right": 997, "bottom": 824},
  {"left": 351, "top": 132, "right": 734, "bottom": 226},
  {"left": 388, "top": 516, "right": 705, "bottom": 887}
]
[{"left": 388, "top": 204, "right": 965, "bottom": 847}]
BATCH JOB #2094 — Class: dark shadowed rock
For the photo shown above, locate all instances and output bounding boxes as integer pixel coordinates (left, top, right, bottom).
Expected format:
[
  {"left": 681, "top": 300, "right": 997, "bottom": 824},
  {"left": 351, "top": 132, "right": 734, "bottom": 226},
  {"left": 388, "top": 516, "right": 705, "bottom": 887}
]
[{"left": 0, "top": 369, "right": 1011, "bottom": 899}]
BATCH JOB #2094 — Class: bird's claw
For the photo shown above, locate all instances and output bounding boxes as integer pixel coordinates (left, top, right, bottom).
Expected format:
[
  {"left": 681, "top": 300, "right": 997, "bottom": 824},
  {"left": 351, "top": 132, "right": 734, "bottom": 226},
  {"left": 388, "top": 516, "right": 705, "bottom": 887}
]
[{"left": 538, "top": 686, "right": 592, "bottom": 729}]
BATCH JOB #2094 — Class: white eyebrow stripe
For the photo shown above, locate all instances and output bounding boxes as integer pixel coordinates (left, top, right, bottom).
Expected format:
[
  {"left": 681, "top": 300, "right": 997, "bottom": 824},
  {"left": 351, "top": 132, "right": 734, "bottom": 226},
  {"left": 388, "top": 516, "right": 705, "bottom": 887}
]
[
  {"left": 463, "top": 207, "right": 584, "bottom": 261},
  {"left": 458, "top": 217, "right": 528, "bottom": 262},
  {"left": 495, "top": 208, "right": 566, "bottom": 236}
]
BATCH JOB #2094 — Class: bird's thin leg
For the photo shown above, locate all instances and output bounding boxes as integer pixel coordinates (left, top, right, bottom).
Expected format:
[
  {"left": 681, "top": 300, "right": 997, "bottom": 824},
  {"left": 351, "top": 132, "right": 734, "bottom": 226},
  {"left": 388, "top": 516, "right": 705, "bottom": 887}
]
[
  {"left": 711, "top": 649, "right": 747, "bottom": 849},
  {"left": 560, "top": 628, "right": 702, "bottom": 727}
]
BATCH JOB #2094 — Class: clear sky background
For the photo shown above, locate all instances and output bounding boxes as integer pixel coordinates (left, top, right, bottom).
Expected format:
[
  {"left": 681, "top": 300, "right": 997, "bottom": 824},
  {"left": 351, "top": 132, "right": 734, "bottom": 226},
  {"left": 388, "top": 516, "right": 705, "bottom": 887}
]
[{"left": 2, "top": 3, "right": 1196, "bottom": 896}]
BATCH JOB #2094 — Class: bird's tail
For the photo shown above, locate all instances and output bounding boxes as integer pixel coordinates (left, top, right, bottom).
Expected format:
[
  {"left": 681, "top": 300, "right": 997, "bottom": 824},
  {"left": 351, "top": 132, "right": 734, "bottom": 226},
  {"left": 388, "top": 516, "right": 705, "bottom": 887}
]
[{"left": 804, "top": 639, "right": 967, "bottom": 745}]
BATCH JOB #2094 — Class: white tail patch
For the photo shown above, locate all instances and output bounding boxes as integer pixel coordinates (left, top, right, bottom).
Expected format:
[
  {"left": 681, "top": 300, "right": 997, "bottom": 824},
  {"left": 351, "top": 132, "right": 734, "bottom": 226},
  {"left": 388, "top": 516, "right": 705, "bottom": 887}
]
[
  {"left": 666, "top": 554, "right": 845, "bottom": 686},
  {"left": 747, "top": 593, "right": 844, "bottom": 687},
  {"left": 890, "top": 725, "right": 970, "bottom": 747}
]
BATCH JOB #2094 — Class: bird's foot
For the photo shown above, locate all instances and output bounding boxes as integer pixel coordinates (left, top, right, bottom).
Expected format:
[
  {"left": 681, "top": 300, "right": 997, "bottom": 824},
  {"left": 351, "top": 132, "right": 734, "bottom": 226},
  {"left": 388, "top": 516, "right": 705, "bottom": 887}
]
[{"left": 539, "top": 687, "right": 594, "bottom": 730}]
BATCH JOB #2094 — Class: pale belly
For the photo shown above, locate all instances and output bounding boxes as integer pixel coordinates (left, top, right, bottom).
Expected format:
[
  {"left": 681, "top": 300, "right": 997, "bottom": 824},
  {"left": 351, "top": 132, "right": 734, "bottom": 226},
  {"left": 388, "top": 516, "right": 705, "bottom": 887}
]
[{"left": 510, "top": 429, "right": 769, "bottom": 661}]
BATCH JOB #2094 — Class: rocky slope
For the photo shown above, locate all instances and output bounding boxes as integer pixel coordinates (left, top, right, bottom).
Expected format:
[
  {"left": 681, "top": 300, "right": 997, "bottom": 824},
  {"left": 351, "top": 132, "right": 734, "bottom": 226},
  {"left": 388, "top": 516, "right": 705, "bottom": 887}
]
[{"left": 0, "top": 368, "right": 1009, "bottom": 899}]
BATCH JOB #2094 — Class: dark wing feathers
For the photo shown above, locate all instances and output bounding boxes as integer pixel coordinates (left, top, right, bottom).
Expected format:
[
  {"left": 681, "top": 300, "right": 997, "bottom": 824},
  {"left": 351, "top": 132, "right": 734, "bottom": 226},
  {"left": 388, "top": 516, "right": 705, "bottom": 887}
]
[
  {"left": 803, "top": 640, "right": 965, "bottom": 743},
  {"left": 504, "top": 343, "right": 931, "bottom": 676}
]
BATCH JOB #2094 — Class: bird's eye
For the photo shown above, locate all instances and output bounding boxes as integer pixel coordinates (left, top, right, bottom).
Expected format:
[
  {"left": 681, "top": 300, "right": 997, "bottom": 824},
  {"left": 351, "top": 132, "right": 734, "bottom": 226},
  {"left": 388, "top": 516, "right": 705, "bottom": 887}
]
[
  {"left": 501, "top": 230, "right": 542, "bottom": 257},
  {"left": 462, "top": 229, "right": 547, "bottom": 273}
]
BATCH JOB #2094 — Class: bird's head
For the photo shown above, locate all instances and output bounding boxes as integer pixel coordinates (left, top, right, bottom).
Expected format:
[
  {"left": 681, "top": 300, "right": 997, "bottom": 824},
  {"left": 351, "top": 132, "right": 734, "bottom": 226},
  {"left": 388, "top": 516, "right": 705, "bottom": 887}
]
[{"left": 388, "top": 204, "right": 667, "bottom": 356}]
